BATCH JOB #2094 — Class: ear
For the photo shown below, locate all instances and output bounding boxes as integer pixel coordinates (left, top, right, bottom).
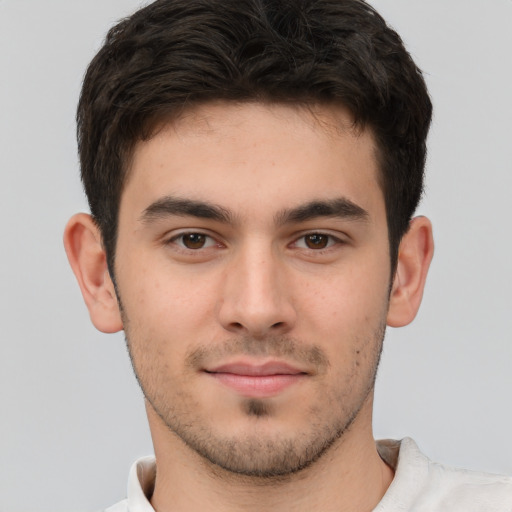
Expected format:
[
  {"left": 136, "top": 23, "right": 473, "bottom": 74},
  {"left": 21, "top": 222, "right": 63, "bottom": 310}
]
[
  {"left": 387, "top": 216, "right": 434, "bottom": 327},
  {"left": 63, "top": 213, "right": 123, "bottom": 333}
]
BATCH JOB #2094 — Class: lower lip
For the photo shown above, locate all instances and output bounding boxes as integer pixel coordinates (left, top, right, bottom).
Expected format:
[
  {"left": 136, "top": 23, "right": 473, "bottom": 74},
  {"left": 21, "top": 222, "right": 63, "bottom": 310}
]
[{"left": 208, "top": 372, "right": 305, "bottom": 398}]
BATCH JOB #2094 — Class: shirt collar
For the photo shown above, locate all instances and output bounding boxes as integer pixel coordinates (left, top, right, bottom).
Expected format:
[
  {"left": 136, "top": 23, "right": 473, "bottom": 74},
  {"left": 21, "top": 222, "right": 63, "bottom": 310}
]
[
  {"left": 124, "top": 439, "right": 422, "bottom": 511},
  {"left": 127, "top": 455, "right": 156, "bottom": 512}
]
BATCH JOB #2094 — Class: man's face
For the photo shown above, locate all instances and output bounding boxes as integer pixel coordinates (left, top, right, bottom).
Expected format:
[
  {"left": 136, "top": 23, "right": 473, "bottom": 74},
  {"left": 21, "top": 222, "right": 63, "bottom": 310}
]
[{"left": 114, "top": 102, "right": 391, "bottom": 476}]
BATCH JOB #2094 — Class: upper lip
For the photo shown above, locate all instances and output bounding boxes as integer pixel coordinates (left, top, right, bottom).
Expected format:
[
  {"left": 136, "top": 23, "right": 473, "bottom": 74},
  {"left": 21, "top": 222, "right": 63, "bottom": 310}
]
[{"left": 205, "top": 360, "right": 307, "bottom": 376}]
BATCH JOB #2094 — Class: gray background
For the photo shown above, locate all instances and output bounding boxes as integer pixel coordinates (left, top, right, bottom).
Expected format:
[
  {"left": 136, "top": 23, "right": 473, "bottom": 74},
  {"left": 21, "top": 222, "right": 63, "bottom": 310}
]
[{"left": 1, "top": 1, "right": 511, "bottom": 511}]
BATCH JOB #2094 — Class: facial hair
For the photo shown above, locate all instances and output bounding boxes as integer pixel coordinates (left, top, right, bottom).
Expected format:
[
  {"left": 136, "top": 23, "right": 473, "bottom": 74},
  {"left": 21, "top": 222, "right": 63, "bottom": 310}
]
[{"left": 123, "top": 323, "right": 386, "bottom": 479}]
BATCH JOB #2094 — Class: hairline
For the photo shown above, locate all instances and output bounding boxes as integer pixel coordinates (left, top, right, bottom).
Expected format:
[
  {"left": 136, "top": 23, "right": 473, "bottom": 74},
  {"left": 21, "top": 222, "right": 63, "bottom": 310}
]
[{"left": 105, "top": 98, "right": 397, "bottom": 279}]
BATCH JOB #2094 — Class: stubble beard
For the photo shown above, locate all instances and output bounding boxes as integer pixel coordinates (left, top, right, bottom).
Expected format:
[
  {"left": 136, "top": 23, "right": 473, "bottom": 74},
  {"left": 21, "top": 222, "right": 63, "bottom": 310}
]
[{"left": 123, "top": 322, "right": 386, "bottom": 479}]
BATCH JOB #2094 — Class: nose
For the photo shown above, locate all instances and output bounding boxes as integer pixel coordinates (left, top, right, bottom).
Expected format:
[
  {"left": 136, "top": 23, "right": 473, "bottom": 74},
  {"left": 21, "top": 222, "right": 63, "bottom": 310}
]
[{"left": 216, "top": 243, "right": 297, "bottom": 337}]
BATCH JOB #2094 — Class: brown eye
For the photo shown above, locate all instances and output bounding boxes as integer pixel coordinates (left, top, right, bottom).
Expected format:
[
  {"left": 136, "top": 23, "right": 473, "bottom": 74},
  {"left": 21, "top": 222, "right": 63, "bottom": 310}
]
[
  {"left": 181, "top": 233, "right": 208, "bottom": 249},
  {"left": 304, "top": 234, "right": 329, "bottom": 249}
]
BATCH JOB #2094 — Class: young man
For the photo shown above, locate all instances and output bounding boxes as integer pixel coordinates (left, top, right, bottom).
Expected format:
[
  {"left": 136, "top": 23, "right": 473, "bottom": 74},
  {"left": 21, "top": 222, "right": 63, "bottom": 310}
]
[{"left": 64, "top": 0, "right": 512, "bottom": 510}]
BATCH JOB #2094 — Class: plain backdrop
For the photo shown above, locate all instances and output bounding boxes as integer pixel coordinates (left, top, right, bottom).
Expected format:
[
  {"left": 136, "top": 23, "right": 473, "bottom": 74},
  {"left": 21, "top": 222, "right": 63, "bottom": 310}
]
[{"left": 1, "top": 1, "right": 511, "bottom": 511}]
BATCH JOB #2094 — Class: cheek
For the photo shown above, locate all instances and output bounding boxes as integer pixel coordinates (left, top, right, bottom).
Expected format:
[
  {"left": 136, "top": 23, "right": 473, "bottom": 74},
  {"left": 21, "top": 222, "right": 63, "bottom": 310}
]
[
  {"left": 295, "top": 260, "right": 390, "bottom": 330},
  {"left": 120, "top": 261, "right": 221, "bottom": 350}
]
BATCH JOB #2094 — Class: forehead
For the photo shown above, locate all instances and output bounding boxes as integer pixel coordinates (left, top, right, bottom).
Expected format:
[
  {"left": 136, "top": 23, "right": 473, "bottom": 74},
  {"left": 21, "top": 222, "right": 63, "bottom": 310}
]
[{"left": 121, "top": 102, "right": 384, "bottom": 222}]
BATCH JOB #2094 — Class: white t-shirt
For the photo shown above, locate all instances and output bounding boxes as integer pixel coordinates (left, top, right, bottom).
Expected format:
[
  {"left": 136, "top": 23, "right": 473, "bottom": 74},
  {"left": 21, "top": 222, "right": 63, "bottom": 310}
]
[{"left": 105, "top": 438, "right": 512, "bottom": 511}]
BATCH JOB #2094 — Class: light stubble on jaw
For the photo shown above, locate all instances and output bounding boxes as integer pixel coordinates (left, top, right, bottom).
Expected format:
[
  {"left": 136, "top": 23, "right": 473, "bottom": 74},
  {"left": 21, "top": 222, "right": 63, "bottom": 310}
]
[{"left": 123, "top": 310, "right": 387, "bottom": 480}]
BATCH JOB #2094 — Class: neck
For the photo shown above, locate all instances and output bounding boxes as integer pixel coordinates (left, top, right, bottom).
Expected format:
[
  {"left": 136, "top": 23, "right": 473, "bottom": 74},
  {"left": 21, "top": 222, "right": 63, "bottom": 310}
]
[{"left": 146, "top": 400, "right": 394, "bottom": 512}]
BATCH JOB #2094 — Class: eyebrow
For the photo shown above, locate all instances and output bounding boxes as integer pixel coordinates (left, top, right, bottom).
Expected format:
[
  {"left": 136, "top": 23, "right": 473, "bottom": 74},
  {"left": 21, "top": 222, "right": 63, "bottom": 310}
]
[
  {"left": 140, "top": 195, "right": 368, "bottom": 226},
  {"left": 140, "top": 196, "right": 233, "bottom": 224},
  {"left": 275, "top": 198, "right": 369, "bottom": 225}
]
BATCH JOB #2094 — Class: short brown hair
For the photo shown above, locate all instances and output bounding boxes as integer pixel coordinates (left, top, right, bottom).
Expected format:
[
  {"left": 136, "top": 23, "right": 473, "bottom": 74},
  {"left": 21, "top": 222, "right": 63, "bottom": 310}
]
[{"left": 77, "top": 0, "right": 432, "bottom": 275}]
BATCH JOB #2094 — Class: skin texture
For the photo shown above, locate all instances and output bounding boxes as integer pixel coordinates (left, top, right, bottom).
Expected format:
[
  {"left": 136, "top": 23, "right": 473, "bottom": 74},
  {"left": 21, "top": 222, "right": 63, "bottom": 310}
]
[{"left": 65, "top": 102, "right": 434, "bottom": 512}]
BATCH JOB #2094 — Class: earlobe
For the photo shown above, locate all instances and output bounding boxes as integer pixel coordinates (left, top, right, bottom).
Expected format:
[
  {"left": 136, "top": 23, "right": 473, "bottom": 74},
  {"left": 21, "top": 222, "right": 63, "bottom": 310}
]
[
  {"left": 63, "top": 213, "right": 123, "bottom": 333},
  {"left": 387, "top": 216, "right": 434, "bottom": 328}
]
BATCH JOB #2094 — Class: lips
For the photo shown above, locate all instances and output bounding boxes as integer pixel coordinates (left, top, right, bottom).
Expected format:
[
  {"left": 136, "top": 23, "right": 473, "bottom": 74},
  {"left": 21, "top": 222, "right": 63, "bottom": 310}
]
[{"left": 204, "top": 360, "right": 307, "bottom": 398}]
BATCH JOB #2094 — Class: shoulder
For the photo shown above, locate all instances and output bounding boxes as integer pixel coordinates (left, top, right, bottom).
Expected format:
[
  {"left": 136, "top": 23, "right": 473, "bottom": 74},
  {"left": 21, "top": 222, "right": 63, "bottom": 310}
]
[
  {"left": 102, "top": 499, "right": 129, "bottom": 512},
  {"left": 420, "top": 460, "right": 512, "bottom": 510},
  {"left": 376, "top": 438, "right": 512, "bottom": 512}
]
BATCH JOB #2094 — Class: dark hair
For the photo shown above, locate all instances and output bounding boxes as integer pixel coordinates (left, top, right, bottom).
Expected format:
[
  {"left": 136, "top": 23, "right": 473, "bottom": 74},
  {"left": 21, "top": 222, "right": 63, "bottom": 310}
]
[{"left": 77, "top": 0, "right": 432, "bottom": 275}]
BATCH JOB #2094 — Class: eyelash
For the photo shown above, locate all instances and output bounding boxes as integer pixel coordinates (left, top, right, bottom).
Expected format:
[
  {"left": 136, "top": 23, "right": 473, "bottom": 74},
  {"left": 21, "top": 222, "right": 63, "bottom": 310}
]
[
  {"left": 166, "top": 231, "right": 344, "bottom": 253},
  {"left": 167, "top": 232, "right": 221, "bottom": 251},
  {"left": 292, "top": 232, "right": 342, "bottom": 251}
]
